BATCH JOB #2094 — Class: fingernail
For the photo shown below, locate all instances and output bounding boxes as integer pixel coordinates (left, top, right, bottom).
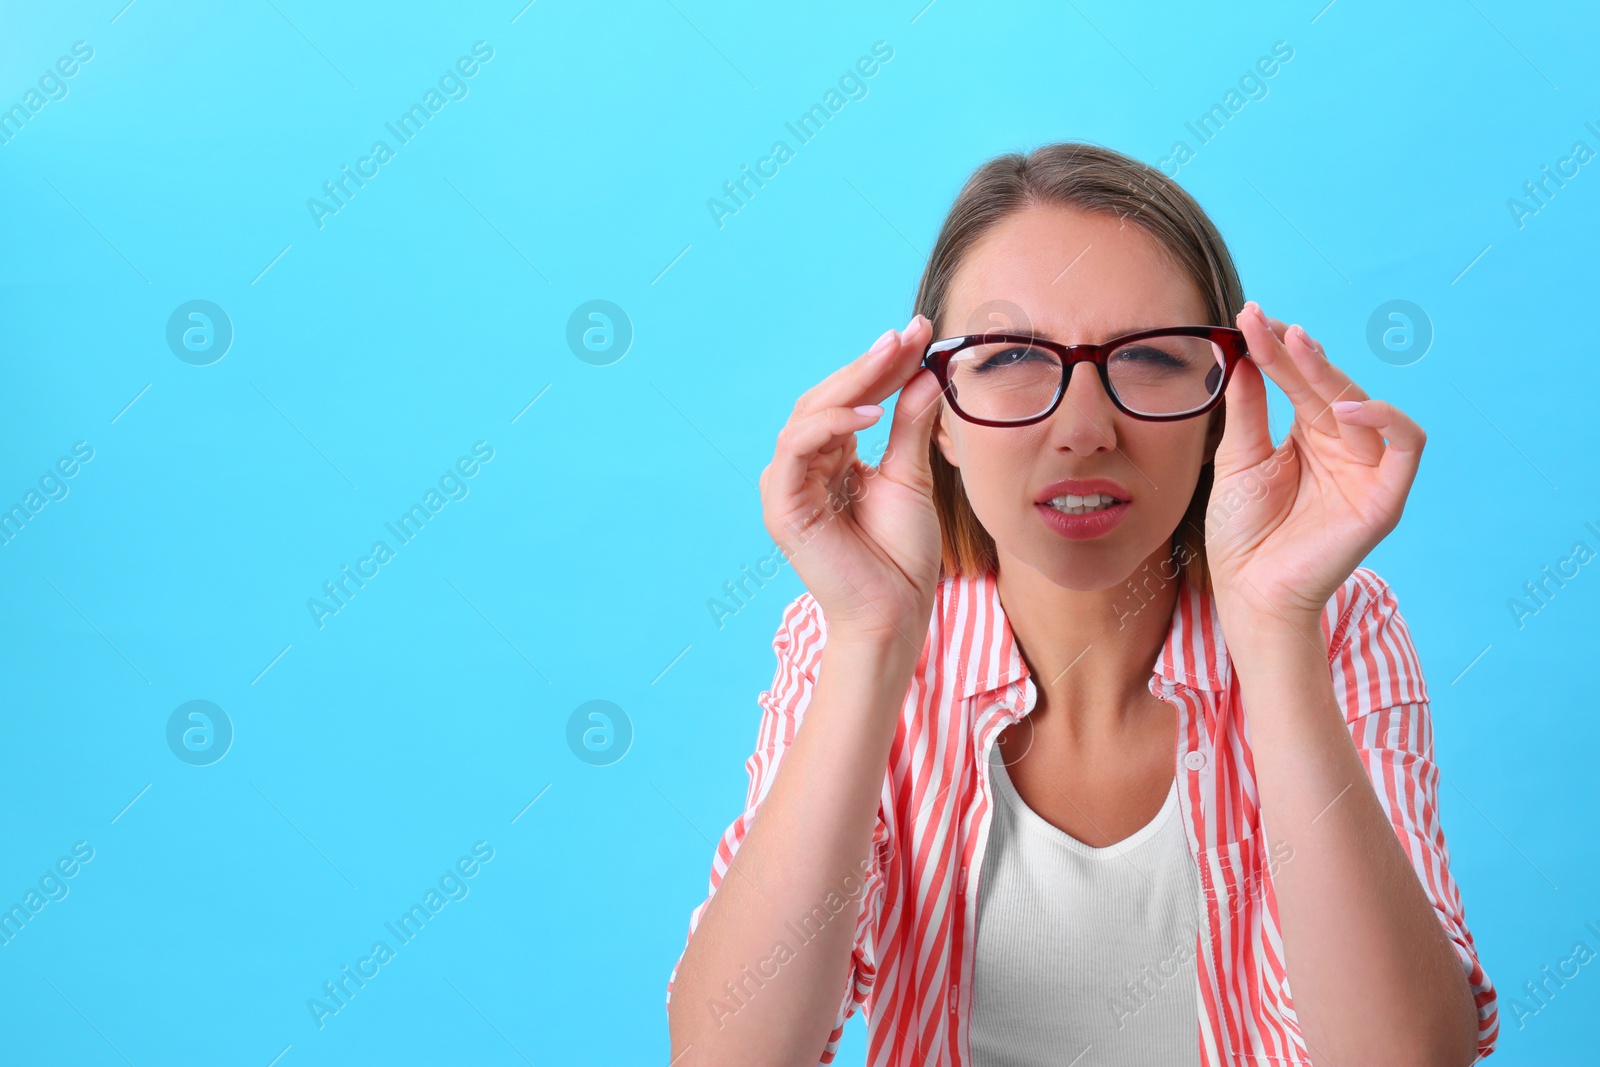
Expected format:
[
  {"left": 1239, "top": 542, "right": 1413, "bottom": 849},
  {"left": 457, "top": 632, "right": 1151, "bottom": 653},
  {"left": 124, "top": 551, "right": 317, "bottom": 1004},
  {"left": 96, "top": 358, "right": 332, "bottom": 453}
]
[
  {"left": 1331, "top": 400, "right": 1363, "bottom": 415},
  {"left": 1295, "top": 326, "right": 1326, "bottom": 358},
  {"left": 853, "top": 404, "right": 884, "bottom": 417},
  {"left": 869, "top": 328, "right": 897, "bottom": 356},
  {"left": 902, "top": 314, "right": 921, "bottom": 337}
]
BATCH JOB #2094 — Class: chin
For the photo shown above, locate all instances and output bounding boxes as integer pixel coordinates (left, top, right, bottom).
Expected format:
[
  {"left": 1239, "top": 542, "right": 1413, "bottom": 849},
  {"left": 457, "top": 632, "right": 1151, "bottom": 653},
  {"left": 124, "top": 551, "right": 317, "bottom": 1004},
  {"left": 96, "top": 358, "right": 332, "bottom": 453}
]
[{"left": 1015, "top": 533, "right": 1145, "bottom": 592}]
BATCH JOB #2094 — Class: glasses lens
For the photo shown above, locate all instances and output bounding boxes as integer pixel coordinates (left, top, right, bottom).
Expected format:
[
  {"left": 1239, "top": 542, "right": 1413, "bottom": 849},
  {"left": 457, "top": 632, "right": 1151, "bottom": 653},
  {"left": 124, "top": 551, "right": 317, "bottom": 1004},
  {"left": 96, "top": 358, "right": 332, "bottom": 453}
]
[
  {"left": 1106, "top": 335, "right": 1225, "bottom": 416},
  {"left": 946, "top": 341, "right": 1063, "bottom": 423}
]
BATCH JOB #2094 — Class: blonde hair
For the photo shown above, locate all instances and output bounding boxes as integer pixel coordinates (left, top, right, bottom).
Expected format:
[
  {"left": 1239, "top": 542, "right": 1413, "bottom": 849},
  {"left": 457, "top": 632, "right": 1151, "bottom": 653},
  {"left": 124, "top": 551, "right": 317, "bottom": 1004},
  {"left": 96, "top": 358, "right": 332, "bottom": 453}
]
[{"left": 911, "top": 141, "right": 1245, "bottom": 595}]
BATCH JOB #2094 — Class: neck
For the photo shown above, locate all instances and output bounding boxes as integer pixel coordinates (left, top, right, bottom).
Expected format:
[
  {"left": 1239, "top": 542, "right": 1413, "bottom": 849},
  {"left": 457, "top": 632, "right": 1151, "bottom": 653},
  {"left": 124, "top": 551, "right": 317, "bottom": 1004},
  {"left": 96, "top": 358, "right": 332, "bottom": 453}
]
[{"left": 994, "top": 544, "right": 1180, "bottom": 739}]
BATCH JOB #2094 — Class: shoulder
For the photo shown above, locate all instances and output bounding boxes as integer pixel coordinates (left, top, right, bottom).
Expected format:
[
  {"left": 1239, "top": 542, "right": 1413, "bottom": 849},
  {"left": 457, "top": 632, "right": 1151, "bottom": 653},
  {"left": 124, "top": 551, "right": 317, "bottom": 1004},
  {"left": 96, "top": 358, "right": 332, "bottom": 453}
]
[
  {"left": 1319, "top": 565, "right": 1409, "bottom": 656},
  {"left": 773, "top": 589, "right": 827, "bottom": 657},
  {"left": 772, "top": 576, "right": 964, "bottom": 660},
  {"left": 1319, "top": 566, "right": 1430, "bottom": 714}
]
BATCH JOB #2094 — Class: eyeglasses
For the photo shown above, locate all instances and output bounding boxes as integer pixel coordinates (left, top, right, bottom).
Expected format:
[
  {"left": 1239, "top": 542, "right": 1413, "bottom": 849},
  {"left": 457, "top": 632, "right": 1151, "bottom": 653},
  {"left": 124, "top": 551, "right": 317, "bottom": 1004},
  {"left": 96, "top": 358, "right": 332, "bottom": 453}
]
[{"left": 921, "top": 326, "right": 1250, "bottom": 425}]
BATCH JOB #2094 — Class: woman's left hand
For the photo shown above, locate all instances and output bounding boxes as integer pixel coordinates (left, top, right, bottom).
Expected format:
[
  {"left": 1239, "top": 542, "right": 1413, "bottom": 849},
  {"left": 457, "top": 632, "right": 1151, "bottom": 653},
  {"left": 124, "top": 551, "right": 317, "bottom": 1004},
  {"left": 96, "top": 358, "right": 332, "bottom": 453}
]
[{"left": 1205, "top": 300, "right": 1426, "bottom": 629}]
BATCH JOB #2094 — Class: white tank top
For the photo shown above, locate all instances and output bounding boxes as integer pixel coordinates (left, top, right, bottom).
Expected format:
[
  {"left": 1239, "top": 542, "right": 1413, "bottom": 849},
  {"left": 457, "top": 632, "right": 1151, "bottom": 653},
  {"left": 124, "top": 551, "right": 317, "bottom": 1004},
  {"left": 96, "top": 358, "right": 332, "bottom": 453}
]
[{"left": 969, "top": 743, "right": 1202, "bottom": 1066}]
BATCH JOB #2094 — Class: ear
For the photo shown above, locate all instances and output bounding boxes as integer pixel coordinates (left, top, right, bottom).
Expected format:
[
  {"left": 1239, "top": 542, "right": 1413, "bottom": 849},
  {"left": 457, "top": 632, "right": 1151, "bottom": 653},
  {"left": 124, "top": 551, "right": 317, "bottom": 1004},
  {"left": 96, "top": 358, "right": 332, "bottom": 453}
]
[
  {"left": 933, "top": 405, "right": 960, "bottom": 468},
  {"left": 1201, "top": 401, "right": 1225, "bottom": 466}
]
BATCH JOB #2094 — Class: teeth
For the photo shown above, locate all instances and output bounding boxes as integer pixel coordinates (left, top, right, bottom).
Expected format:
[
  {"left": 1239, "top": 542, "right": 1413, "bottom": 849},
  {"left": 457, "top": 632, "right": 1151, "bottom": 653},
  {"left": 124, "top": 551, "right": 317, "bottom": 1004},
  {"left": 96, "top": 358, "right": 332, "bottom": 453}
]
[{"left": 1047, "top": 493, "right": 1120, "bottom": 514}]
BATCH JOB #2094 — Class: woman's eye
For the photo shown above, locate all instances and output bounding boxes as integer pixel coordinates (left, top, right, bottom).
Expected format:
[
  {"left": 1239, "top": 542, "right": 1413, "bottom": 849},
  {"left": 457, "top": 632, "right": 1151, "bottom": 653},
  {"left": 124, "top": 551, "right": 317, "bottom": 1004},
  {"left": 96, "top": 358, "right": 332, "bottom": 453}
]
[
  {"left": 977, "top": 346, "right": 1044, "bottom": 370},
  {"left": 1112, "top": 345, "right": 1183, "bottom": 366}
]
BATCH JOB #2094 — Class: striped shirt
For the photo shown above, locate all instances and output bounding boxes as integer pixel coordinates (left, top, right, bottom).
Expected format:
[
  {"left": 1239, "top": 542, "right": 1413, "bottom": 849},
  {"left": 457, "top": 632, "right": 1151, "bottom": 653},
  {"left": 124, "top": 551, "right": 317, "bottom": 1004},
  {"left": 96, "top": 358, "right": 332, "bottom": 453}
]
[{"left": 667, "top": 565, "right": 1499, "bottom": 1065}]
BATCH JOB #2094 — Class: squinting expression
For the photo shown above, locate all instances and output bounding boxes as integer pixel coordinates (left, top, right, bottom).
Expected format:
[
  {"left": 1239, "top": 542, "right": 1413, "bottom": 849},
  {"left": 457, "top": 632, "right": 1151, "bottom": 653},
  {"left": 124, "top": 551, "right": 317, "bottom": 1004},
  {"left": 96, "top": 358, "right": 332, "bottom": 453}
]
[{"left": 932, "top": 203, "right": 1225, "bottom": 591}]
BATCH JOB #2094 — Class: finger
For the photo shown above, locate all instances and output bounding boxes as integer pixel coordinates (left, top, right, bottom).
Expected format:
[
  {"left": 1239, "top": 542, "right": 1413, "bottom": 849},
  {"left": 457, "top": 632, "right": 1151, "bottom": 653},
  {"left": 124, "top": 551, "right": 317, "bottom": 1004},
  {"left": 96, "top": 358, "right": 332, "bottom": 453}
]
[
  {"left": 793, "top": 315, "right": 931, "bottom": 421},
  {"left": 878, "top": 365, "right": 946, "bottom": 495},
  {"left": 764, "top": 404, "right": 885, "bottom": 508},
  {"left": 1329, "top": 397, "right": 1426, "bottom": 518},
  {"left": 1263, "top": 309, "right": 1375, "bottom": 414},
  {"left": 1280, "top": 322, "right": 1384, "bottom": 466},
  {"left": 1237, "top": 302, "right": 1340, "bottom": 438},
  {"left": 790, "top": 326, "right": 897, "bottom": 419},
  {"left": 1211, "top": 337, "right": 1275, "bottom": 476}
]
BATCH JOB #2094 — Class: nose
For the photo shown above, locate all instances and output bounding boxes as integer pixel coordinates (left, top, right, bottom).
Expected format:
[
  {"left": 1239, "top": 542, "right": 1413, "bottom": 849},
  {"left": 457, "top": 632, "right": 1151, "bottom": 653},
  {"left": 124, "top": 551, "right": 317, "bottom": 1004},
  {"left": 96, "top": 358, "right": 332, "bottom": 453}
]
[{"left": 1048, "top": 361, "right": 1118, "bottom": 451}]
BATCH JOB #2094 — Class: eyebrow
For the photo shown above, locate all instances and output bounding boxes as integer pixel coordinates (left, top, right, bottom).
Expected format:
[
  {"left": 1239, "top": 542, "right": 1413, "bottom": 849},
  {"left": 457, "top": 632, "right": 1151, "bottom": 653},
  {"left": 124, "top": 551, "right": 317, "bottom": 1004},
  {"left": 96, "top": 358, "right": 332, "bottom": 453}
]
[{"left": 985, "top": 324, "right": 1174, "bottom": 341}]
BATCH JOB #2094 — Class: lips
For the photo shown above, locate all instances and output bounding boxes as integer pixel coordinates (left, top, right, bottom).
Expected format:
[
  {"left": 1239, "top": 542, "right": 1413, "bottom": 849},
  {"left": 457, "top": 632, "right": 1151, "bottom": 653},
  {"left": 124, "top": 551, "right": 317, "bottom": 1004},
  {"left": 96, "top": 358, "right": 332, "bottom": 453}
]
[{"left": 1033, "top": 477, "right": 1131, "bottom": 505}]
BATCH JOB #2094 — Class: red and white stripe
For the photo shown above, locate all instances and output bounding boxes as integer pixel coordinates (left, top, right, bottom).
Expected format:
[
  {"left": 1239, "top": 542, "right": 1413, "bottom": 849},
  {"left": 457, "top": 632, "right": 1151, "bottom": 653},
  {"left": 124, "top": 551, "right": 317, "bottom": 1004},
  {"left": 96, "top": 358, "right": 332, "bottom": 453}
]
[{"left": 668, "top": 565, "right": 1499, "bottom": 1065}]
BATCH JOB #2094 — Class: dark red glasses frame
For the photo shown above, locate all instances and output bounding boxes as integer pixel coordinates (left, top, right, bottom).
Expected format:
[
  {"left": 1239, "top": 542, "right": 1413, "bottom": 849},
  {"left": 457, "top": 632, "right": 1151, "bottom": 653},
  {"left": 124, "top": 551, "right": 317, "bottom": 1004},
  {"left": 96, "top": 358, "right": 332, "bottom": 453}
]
[{"left": 920, "top": 325, "right": 1252, "bottom": 425}]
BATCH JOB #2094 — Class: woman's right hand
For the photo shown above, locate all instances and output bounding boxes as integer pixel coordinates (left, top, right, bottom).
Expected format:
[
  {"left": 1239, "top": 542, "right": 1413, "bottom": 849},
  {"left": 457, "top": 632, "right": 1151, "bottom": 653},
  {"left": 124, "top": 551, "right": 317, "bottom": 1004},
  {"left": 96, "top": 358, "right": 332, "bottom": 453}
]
[{"left": 759, "top": 314, "right": 947, "bottom": 646}]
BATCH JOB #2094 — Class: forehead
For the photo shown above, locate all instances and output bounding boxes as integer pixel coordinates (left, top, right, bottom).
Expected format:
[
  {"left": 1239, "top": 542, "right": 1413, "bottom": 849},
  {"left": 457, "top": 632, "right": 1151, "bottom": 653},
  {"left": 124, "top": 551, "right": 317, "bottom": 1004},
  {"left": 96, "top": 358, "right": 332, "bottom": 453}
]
[{"left": 944, "top": 203, "right": 1209, "bottom": 342}]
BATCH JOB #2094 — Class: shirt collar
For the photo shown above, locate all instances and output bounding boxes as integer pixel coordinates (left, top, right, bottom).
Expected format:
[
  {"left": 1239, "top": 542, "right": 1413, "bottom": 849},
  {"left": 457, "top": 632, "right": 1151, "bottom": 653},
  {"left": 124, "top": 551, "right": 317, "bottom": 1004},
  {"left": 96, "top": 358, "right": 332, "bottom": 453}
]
[{"left": 952, "top": 565, "right": 1232, "bottom": 700}]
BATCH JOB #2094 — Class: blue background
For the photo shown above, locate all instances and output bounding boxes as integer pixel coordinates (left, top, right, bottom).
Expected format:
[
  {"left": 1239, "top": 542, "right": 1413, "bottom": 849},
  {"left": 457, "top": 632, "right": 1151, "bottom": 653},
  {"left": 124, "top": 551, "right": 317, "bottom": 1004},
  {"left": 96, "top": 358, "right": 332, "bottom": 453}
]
[{"left": 1, "top": 0, "right": 1596, "bottom": 1062}]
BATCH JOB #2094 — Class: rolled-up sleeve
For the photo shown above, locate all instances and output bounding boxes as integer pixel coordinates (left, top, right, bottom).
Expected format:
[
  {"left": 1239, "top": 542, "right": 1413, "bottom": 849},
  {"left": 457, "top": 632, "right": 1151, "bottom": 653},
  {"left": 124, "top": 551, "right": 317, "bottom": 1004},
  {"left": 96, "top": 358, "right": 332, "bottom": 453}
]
[
  {"left": 1325, "top": 566, "right": 1499, "bottom": 1059},
  {"left": 666, "top": 591, "right": 892, "bottom": 1064}
]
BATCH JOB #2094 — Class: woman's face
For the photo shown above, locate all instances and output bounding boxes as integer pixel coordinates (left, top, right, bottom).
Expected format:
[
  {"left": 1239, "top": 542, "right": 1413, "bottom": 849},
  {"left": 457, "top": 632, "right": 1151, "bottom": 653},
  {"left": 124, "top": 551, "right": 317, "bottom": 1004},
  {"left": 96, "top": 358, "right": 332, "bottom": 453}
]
[{"left": 933, "top": 202, "right": 1223, "bottom": 591}]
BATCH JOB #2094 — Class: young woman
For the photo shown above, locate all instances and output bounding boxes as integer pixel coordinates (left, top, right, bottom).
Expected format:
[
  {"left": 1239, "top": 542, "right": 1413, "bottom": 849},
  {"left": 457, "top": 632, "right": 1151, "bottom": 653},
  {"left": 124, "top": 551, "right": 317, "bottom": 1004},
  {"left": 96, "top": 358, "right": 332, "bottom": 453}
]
[{"left": 666, "top": 143, "right": 1498, "bottom": 1067}]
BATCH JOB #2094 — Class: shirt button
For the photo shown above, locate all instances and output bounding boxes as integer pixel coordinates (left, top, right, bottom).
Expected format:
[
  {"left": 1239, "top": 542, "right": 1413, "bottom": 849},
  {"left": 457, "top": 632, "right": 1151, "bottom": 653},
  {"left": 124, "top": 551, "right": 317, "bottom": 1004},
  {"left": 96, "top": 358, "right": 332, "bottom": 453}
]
[{"left": 1183, "top": 750, "right": 1207, "bottom": 771}]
